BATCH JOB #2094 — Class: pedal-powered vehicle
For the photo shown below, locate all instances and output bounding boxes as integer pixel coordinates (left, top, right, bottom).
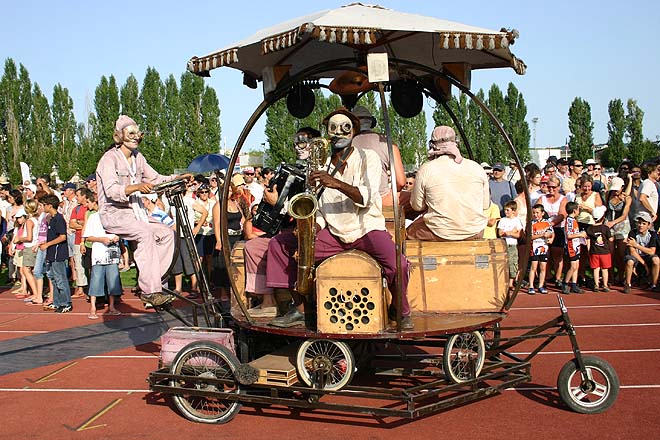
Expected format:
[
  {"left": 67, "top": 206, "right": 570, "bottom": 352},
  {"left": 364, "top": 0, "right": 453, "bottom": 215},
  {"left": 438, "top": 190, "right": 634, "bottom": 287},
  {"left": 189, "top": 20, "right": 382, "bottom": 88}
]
[{"left": 148, "top": 4, "right": 619, "bottom": 423}]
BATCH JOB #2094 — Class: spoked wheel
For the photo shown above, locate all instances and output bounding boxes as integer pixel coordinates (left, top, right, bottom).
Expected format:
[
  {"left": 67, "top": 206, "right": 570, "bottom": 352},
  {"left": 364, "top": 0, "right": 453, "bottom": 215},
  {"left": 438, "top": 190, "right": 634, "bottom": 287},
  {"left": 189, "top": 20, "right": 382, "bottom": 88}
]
[
  {"left": 443, "top": 331, "right": 486, "bottom": 384},
  {"left": 170, "top": 341, "right": 242, "bottom": 424},
  {"left": 557, "top": 356, "right": 620, "bottom": 414},
  {"left": 296, "top": 339, "right": 355, "bottom": 391}
]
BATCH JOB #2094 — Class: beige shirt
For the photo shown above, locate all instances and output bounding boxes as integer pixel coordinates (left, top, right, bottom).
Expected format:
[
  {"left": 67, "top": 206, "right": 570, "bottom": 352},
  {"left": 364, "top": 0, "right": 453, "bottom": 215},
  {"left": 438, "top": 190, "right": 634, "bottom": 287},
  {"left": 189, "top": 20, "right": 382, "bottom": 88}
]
[
  {"left": 411, "top": 156, "right": 489, "bottom": 240},
  {"left": 316, "top": 148, "right": 385, "bottom": 243}
]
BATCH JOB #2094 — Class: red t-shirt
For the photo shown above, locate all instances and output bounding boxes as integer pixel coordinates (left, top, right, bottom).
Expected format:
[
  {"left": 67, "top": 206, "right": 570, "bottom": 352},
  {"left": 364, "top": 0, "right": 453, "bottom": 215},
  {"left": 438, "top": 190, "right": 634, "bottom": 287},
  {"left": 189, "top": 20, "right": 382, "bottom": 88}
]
[{"left": 71, "top": 204, "right": 88, "bottom": 245}]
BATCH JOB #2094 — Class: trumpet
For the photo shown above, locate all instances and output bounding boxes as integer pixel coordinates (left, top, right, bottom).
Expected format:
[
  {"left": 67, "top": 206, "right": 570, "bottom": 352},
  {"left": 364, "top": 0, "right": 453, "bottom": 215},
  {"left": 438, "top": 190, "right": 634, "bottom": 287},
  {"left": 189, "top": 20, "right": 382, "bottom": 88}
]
[{"left": 287, "top": 137, "right": 329, "bottom": 295}]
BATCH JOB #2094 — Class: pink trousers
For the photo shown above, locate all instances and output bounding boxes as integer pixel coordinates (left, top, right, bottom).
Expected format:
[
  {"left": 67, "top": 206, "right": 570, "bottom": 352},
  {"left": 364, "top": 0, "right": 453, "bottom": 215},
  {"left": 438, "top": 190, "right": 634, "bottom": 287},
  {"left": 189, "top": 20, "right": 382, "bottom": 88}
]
[{"left": 101, "top": 209, "right": 175, "bottom": 294}]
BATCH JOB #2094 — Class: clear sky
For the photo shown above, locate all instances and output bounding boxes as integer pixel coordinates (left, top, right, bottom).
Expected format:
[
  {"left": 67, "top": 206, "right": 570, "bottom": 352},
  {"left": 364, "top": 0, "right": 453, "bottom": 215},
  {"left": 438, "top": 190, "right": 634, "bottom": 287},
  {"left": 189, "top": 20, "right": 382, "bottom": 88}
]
[{"left": 2, "top": 0, "right": 659, "bottom": 157}]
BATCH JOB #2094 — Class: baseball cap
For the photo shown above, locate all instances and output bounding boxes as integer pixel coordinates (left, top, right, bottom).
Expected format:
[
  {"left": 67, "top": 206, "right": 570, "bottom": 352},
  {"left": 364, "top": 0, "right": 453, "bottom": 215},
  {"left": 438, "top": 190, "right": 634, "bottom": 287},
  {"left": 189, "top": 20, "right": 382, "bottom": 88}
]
[
  {"left": 24, "top": 183, "right": 37, "bottom": 194},
  {"left": 86, "top": 174, "right": 97, "bottom": 182},
  {"left": 480, "top": 162, "right": 492, "bottom": 169},
  {"left": 557, "top": 158, "right": 568, "bottom": 165},
  {"left": 585, "top": 158, "right": 597, "bottom": 165},
  {"left": 608, "top": 177, "right": 625, "bottom": 192},
  {"left": 242, "top": 167, "right": 255, "bottom": 174},
  {"left": 138, "top": 192, "right": 158, "bottom": 202},
  {"left": 541, "top": 175, "right": 550, "bottom": 183},
  {"left": 492, "top": 162, "right": 505, "bottom": 171},
  {"left": 14, "top": 207, "right": 27, "bottom": 218},
  {"left": 231, "top": 174, "right": 246, "bottom": 187},
  {"left": 592, "top": 205, "right": 607, "bottom": 221},
  {"left": 635, "top": 211, "right": 653, "bottom": 223},
  {"left": 62, "top": 183, "right": 76, "bottom": 191}
]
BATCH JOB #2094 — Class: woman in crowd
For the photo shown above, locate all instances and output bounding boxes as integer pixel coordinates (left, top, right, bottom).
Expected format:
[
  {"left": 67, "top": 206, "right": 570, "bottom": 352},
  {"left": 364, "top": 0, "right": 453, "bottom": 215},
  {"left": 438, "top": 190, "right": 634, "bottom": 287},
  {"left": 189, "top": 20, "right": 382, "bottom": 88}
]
[
  {"left": 605, "top": 176, "right": 632, "bottom": 285},
  {"left": 212, "top": 179, "right": 245, "bottom": 308},
  {"left": 6, "top": 189, "right": 24, "bottom": 290},
  {"left": 194, "top": 183, "right": 216, "bottom": 282},
  {"left": 538, "top": 176, "right": 568, "bottom": 287}
]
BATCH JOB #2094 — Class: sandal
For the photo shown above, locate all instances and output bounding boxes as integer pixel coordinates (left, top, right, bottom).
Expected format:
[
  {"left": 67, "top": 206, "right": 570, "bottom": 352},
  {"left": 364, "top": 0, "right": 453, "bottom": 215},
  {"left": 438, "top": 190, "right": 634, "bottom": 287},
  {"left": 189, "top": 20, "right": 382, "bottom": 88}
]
[
  {"left": 29, "top": 300, "right": 44, "bottom": 305},
  {"left": 87, "top": 314, "right": 99, "bottom": 320},
  {"left": 71, "top": 292, "right": 86, "bottom": 299},
  {"left": 106, "top": 310, "right": 121, "bottom": 315}
]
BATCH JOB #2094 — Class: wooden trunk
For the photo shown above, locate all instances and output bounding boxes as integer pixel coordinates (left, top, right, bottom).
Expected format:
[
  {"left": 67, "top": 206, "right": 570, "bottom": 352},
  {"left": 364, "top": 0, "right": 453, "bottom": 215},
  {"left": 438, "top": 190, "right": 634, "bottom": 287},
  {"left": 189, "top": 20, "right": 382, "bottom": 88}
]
[
  {"left": 315, "top": 250, "right": 387, "bottom": 334},
  {"left": 229, "top": 241, "right": 248, "bottom": 311},
  {"left": 405, "top": 239, "right": 509, "bottom": 313},
  {"left": 159, "top": 327, "right": 235, "bottom": 368}
]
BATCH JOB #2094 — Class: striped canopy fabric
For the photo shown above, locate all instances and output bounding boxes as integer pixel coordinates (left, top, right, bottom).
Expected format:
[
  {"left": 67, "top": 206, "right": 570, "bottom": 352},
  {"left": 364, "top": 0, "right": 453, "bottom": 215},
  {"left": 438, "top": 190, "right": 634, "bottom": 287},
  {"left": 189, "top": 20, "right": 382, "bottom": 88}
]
[{"left": 188, "top": 3, "right": 526, "bottom": 84}]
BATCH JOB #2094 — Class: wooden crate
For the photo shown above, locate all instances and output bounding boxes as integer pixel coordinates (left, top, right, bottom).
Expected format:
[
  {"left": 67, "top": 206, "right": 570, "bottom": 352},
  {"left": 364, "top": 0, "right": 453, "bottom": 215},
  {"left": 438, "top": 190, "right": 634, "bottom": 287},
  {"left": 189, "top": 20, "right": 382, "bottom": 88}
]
[
  {"left": 229, "top": 241, "right": 249, "bottom": 313},
  {"left": 160, "top": 327, "right": 235, "bottom": 368},
  {"left": 316, "top": 250, "right": 387, "bottom": 334},
  {"left": 405, "top": 239, "right": 509, "bottom": 313},
  {"left": 249, "top": 344, "right": 299, "bottom": 386}
]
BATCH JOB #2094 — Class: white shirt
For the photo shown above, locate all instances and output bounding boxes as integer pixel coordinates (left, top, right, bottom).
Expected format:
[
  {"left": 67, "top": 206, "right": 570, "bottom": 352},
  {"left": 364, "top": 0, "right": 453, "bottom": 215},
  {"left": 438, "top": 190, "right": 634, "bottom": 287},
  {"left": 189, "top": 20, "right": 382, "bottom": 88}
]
[
  {"left": 411, "top": 156, "right": 489, "bottom": 240},
  {"left": 83, "top": 212, "right": 120, "bottom": 265},
  {"left": 498, "top": 216, "right": 524, "bottom": 246},
  {"left": 640, "top": 179, "right": 658, "bottom": 215},
  {"left": 246, "top": 181, "right": 264, "bottom": 205},
  {"left": 316, "top": 148, "right": 385, "bottom": 243}
]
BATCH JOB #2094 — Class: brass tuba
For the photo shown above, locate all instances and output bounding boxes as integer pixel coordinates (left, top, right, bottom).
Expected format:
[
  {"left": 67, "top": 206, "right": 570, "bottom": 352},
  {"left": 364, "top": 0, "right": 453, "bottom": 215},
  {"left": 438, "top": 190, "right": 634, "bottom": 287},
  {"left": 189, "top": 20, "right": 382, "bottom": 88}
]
[{"left": 287, "top": 137, "right": 329, "bottom": 295}]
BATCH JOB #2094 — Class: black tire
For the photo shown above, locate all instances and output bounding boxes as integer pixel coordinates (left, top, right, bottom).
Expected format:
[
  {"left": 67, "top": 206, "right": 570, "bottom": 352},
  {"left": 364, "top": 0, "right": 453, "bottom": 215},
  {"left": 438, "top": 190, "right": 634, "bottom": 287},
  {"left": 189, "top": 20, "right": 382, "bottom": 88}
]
[
  {"left": 443, "top": 331, "right": 485, "bottom": 384},
  {"left": 170, "top": 341, "right": 242, "bottom": 424},
  {"left": 557, "top": 356, "right": 619, "bottom": 414}
]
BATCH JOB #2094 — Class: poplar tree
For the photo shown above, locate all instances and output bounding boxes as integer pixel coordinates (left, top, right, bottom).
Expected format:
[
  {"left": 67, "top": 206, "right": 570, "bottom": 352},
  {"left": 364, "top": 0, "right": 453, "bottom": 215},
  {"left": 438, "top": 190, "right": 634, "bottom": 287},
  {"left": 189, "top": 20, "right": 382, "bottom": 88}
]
[
  {"left": 468, "top": 89, "right": 489, "bottom": 164},
  {"left": 92, "top": 75, "right": 120, "bottom": 150},
  {"left": 139, "top": 67, "right": 165, "bottom": 169},
  {"left": 17, "top": 64, "right": 33, "bottom": 154},
  {"left": 51, "top": 84, "right": 78, "bottom": 180},
  {"left": 485, "top": 84, "right": 508, "bottom": 163},
  {"left": 264, "top": 97, "right": 298, "bottom": 166},
  {"left": 625, "top": 99, "right": 648, "bottom": 165},
  {"left": 386, "top": 98, "right": 426, "bottom": 169},
  {"left": 0, "top": 59, "right": 20, "bottom": 175},
  {"left": 179, "top": 72, "right": 205, "bottom": 167},
  {"left": 30, "top": 83, "right": 55, "bottom": 177},
  {"left": 504, "top": 82, "right": 530, "bottom": 163},
  {"left": 120, "top": 74, "right": 140, "bottom": 121},
  {"left": 200, "top": 85, "right": 221, "bottom": 154},
  {"left": 603, "top": 98, "right": 627, "bottom": 167},
  {"left": 161, "top": 74, "right": 182, "bottom": 173},
  {"left": 567, "top": 97, "right": 594, "bottom": 162}
]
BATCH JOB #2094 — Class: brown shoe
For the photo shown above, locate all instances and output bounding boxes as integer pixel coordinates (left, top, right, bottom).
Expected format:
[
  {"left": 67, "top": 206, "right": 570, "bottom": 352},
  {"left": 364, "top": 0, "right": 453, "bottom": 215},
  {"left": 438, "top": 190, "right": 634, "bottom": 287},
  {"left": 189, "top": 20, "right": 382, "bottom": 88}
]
[{"left": 140, "top": 292, "right": 175, "bottom": 307}]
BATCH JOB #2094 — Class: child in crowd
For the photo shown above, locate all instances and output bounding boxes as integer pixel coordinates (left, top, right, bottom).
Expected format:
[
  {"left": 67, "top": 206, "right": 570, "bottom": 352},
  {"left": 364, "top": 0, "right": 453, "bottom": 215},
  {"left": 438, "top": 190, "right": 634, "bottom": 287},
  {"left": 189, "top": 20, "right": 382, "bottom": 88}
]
[
  {"left": 482, "top": 200, "right": 501, "bottom": 240},
  {"left": 83, "top": 196, "right": 123, "bottom": 318},
  {"left": 498, "top": 200, "right": 524, "bottom": 288},
  {"left": 563, "top": 201, "right": 587, "bottom": 294},
  {"left": 586, "top": 206, "right": 613, "bottom": 292},
  {"left": 623, "top": 211, "right": 660, "bottom": 294},
  {"left": 14, "top": 200, "right": 40, "bottom": 303},
  {"left": 529, "top": 204, "right": 554, "bottom": 294},
  {"left": 39, "top": 194, "right": 72, "bottom": 313}
]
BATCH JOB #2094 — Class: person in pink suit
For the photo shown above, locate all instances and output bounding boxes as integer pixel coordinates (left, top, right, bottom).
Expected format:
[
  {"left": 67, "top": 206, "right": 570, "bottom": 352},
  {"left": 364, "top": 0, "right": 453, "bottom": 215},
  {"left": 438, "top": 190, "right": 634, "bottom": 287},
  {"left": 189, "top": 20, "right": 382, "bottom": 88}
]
[{"left": 96, "top": 115, "right": 186, "bottom": 307}]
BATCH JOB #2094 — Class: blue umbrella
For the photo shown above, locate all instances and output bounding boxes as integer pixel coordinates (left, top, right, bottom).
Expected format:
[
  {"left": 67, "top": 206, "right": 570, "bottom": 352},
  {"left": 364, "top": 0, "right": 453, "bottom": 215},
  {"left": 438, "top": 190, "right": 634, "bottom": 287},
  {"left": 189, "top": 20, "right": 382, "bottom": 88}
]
[{"left": 188, "top": 153, "right": 230, "bottom": 173}]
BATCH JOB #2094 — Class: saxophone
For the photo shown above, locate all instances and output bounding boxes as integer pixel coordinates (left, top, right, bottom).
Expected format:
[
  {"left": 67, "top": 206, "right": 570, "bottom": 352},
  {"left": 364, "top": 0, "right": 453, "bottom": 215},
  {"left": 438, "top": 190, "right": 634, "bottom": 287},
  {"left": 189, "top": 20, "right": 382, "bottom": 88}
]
[{"left": 287, "top": 137, "right": 329, "bottom": 295}]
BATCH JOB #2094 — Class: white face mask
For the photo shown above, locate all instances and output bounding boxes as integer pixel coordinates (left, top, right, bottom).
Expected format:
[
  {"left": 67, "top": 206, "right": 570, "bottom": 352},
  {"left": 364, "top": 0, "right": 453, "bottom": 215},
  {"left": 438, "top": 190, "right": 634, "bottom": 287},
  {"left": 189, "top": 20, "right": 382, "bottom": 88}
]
[
  {"left": 327, "top": 114, "right": 353, "bottom": 150},
  {"left": 294, "top": 133, "right": 312, "bottom": 160}
]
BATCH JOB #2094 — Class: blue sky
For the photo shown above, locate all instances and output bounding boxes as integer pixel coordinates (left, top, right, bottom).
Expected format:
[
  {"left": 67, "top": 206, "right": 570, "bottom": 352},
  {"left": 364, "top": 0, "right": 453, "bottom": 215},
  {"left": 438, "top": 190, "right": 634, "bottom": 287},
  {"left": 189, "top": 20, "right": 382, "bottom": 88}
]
[{"left": 2, "top": 0, "right": 659, "bottom": 157}]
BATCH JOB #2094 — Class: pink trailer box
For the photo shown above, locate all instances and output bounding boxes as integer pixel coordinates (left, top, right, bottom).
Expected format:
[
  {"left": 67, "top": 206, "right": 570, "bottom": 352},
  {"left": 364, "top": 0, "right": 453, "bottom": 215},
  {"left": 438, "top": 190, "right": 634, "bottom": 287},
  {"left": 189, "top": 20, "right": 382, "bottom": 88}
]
[{"left": 159, "top": 327, "right": 236, "bottom": 368}]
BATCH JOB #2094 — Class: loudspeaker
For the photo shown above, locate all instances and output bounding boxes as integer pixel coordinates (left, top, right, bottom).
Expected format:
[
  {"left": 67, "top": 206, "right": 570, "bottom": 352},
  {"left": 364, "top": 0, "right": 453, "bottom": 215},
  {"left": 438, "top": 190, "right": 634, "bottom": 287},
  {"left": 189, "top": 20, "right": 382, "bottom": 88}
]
[
  {"left": 391, "top": 80, "right": 423, "bottom": 118},
  {"left": 286, "top": 84, "right": 315, "bottom": 119}
]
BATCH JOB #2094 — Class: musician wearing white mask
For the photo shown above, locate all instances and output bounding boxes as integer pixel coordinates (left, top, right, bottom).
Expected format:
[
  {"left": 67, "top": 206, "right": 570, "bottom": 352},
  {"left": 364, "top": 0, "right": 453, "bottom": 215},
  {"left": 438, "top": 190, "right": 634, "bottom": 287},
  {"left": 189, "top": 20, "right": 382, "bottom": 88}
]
[{"left": 266, "top": 108, "right": 412, "bottom": 329}]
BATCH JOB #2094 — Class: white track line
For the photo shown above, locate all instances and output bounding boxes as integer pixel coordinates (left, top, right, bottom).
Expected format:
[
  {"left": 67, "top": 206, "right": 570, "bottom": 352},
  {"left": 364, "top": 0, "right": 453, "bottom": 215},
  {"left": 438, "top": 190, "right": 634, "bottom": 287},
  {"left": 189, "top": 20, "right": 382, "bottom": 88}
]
[
  {"left": 511, "top": 348, "right": 660, "bottom": 355},
  {"left": 575, "top": 323, "right": 660, "bottom": 328},
  {"left": 0, "top": 330, "right": 48, "bottom": 333},
  {"left": 84, "top": 355, "right": 157, "bottom": 359},
  {"left": 512, "top": 303, "right": 660, "bottom": 311},
  {"left": 506, "top": 385, "right": 660, "bottom": 391}
]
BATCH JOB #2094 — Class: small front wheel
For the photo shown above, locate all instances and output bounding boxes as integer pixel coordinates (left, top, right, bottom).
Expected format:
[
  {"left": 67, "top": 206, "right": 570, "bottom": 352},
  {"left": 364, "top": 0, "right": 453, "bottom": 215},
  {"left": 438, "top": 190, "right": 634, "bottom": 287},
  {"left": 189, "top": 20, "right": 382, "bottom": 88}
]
[
  {"left": 296, "top": 339, "right": 355, "bottom": 391},
  {"left": 443, "top": 331, "right": 485, "bottom": 384},
  {"left": 557, "top": 356, "right": 619, "bottom": 414}
]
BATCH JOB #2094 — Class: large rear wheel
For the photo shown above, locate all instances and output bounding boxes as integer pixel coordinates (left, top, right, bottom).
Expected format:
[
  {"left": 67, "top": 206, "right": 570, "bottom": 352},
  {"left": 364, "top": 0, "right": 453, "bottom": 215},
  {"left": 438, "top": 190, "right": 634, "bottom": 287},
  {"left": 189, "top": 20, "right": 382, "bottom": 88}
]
[
  {"left": 557, "top": 356, "right": 619, "bottom": 414},
  {"left": 170, "top": 341, "right": 242, "bottom": 424}
]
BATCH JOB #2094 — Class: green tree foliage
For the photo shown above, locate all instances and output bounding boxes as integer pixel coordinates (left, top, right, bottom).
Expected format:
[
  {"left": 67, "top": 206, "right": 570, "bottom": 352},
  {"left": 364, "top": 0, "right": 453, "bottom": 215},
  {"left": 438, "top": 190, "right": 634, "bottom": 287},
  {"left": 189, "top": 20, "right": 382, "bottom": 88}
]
[
  {"left": 139, "top": 67, "right": 165, "bottom": 169},
  {"left": 603, "top": 98, "right": 627, "bottom": 167},
  {"left": 120, "top": 74, "right": 140, "bottom": 120},
  {"left": 485, "top": 84, "right": 509, "bottom": 163},
  {"left": 17, "top": 64, "right": 33, "bottom": 153},
  {"left": 161, "top": 74, "right": 183, "bottom": 173},
  {"left": 51, "top": 84, "right": 78, "bottom": 180},
  {"left": 179, "top": 72, "right": 205, "bottom": 163},
  {"left": 29, "top": 83, "right": 55, "bottom": 177},
  {"left": 264, "top": 97, "right": 298, "bottom": 166},
  {"left": 625, "top": 98, "right": 650, "bottom": 165},
  {"left": 92, "top": 75, "right": 120, "bottom": 150},
  {"left": 385, "top": 98, "right": 427, "bottom": 169},
  {"left": 0, "top": 59, "right": 20, "bottom": 176},
  {"left": 504, "top": 83, "right": 530, "bottom": 163},
  {"left": 200, "top": 85, "right": 221, "bottom": 153},
  {"left": 567, "top": 97, "right": 594, "bottom": 162}
]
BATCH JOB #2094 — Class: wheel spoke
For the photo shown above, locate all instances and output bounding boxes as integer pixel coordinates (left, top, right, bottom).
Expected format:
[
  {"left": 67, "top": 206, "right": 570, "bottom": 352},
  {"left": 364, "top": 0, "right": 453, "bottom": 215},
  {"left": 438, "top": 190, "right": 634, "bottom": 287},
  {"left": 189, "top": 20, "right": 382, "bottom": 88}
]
[
  {"left": 592, "top": 382, "right": 608, "bottom": 398},
  {"left": 571, "top": 387, "right": 588, "bottom": 401}
]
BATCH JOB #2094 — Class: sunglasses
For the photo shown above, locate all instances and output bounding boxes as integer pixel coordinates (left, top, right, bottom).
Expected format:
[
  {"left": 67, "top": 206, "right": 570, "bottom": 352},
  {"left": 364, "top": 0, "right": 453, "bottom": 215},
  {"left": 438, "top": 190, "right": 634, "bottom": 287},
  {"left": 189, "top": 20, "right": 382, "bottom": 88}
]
[
  {"left": 547, "top": 185, "right": 558, "bottom": 189},
  {"left": 197, "top": 190, "right": 210, "bottom": 194},
  {"left": 244, "top": 172, "right": 255, "bottom": 176},
  {"left": 594, "top": 167, "right": 601, "bottom": 170},
  {"left": 574, "top": 164, "right": 583, "bottom": 168}
]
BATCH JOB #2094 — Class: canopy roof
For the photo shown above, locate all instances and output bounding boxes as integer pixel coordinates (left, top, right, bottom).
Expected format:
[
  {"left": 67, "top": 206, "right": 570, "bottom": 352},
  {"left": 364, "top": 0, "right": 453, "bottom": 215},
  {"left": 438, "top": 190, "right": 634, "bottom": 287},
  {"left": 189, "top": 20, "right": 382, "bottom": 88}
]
[{"left": 188, "top": 3, "right": 526, "bottom": 86}]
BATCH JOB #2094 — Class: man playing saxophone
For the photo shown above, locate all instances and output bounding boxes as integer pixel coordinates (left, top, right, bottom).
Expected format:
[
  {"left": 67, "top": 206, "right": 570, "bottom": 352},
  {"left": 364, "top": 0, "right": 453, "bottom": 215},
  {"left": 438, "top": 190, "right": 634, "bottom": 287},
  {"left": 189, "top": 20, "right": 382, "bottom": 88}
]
[{"left": 266, "top": 108, "right": 412, "bottom": 329}]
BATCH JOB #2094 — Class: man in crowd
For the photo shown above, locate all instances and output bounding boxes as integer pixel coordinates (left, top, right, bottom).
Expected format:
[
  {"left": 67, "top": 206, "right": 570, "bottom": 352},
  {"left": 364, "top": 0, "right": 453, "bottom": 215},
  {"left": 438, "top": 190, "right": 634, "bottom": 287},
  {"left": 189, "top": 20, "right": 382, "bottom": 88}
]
[
  {"left": 489, "top": 162, "right": 517, "bottom": 214},
  {"left": 638, "top": 161, "right": 659, "bottom": 221},
  {"left": 243, "top": 167, "right": 264, "bottom": 204},
  {"left": 561, "top": 158, "right": 583, "bottom": 195},
  {"left": 266, "top": 108, "right": 412, "bottom": 329}
]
